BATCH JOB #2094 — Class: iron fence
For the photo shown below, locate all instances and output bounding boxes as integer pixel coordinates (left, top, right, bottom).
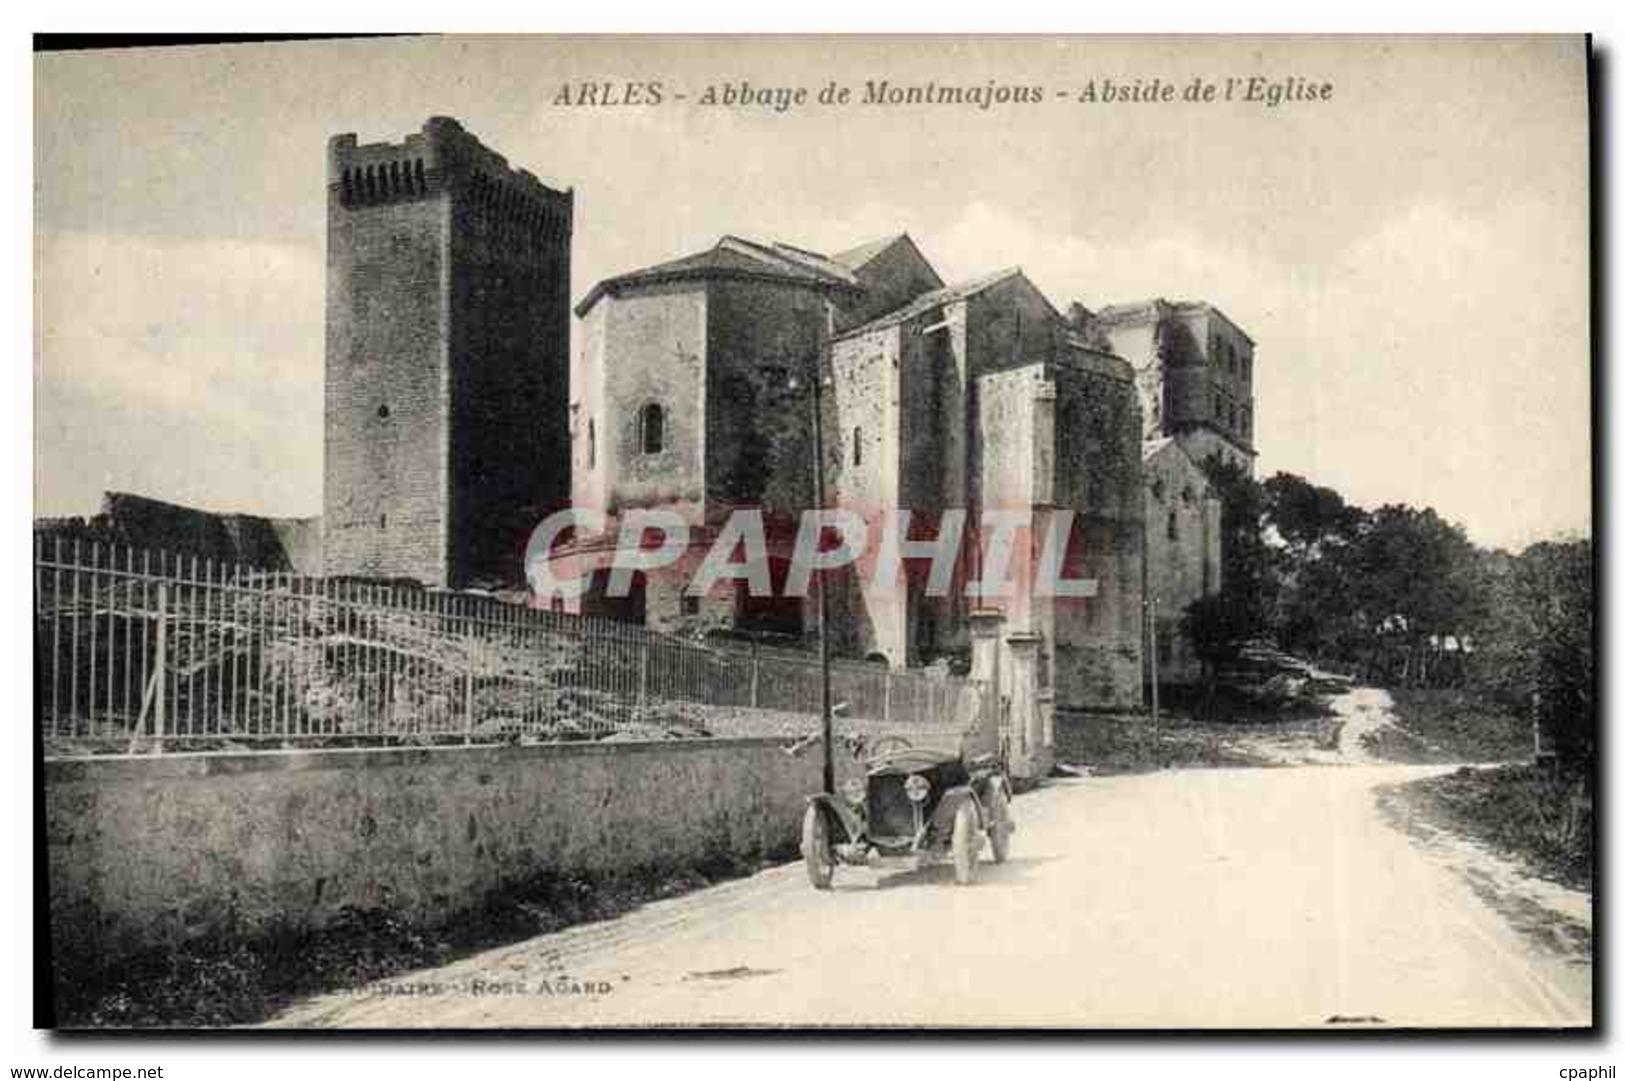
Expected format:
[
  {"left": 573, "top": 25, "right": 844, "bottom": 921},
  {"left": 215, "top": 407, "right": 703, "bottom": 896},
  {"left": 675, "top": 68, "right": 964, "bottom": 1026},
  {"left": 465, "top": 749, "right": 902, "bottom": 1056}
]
[{"left": 34, "top": 538, "right": 975, "bottom": 755}]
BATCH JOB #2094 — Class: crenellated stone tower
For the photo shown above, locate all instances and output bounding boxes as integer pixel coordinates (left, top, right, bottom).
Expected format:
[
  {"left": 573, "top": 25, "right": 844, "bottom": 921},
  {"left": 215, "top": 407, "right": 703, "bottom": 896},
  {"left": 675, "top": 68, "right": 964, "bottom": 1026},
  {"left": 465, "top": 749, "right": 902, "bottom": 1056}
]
[{"left": 324, "top": 116, "right": 572, "bottom": 588}]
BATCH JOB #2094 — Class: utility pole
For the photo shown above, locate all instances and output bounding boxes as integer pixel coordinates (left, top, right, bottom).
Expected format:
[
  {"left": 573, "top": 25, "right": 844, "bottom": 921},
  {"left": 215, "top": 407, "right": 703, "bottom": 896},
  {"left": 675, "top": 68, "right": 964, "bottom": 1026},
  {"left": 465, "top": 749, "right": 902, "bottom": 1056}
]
[
  {"left": 810, "top": 359, "right": 835, "bottom": 796},
  {"left": 790, "top": 313, "right": 837, "bottom": 797},
  {"left": 1141, "top": 509, "right": 1159, "bottom": 754},
  {"left": 1147, "top": 594, "right": 1160, "bottom": 716}
]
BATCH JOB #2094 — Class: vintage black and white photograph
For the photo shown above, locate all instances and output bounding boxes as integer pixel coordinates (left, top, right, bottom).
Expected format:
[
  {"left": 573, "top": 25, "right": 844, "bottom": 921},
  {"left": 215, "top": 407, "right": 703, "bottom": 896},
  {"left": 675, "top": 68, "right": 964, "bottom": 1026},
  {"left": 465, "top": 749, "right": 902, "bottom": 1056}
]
[{"left": 31, "top": 34, "right": 1593, "bottom": 1031}]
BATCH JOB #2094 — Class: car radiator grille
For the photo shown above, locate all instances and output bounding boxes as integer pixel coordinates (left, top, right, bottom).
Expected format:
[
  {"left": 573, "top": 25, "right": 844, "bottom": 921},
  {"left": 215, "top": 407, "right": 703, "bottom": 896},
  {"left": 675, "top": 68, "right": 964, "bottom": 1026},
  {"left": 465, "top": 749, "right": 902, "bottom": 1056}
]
[{"left": 867, "top": 775, "right": 916, "bottom": 839}]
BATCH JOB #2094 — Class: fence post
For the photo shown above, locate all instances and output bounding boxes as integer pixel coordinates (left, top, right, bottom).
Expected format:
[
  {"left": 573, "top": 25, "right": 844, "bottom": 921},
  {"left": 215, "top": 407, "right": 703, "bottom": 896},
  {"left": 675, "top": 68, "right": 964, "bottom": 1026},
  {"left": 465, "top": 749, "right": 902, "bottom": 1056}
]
[
  {"left": 463, "top": 658, "right": 475, "bottom": 745},
  {"left": 750, "top": 640, "right": 761, "bottom": 708},
  {"left": 638, "top": 637, "right": 650, "bottom": 707},
  {"left": 153, "top": 582, "right": 168, "bottom": 748}
]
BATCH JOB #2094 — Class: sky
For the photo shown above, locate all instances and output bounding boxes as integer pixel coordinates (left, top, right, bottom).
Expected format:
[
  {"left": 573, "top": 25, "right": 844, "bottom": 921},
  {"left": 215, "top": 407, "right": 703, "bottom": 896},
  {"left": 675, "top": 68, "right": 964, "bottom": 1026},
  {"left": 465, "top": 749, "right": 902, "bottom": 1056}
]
[{"left": 33, "top": 35, "right": 1591, "bottom": 551}]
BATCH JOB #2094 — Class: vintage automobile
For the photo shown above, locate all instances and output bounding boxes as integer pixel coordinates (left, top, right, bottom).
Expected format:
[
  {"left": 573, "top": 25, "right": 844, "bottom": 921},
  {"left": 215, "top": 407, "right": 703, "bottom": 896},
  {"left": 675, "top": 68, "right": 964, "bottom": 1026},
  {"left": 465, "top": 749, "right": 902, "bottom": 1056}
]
[{"left": 800, "top": 735, "right": 1014, "bottom": 888}]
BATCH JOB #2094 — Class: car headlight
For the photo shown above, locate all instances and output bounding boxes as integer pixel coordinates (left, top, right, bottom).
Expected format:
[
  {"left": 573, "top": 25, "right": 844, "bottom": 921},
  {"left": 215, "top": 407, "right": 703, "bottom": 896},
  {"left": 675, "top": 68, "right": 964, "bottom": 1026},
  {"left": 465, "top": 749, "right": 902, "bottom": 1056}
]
[
  {"left": 904, "top": 774, "right": 930, "bottom": 803},
  {"left": 841, "top": 778, "right": 865, "bottom": 805}
]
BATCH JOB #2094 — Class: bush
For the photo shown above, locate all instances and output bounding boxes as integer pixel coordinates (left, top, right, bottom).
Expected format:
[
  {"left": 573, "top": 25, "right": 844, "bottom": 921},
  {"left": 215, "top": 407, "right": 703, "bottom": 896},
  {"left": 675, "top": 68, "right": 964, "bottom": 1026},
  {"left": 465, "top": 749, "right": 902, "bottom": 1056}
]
[{"left": 1398, "top": 765, "right": 1592, "bottom": 891}]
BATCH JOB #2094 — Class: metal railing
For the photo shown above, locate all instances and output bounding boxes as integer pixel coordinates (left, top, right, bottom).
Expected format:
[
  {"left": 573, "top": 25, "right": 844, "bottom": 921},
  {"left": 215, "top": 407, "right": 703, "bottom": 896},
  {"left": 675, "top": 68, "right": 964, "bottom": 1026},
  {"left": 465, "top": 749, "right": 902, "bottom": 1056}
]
[{"left": 34, "top": 538, "right": 975, "bottom": 755}]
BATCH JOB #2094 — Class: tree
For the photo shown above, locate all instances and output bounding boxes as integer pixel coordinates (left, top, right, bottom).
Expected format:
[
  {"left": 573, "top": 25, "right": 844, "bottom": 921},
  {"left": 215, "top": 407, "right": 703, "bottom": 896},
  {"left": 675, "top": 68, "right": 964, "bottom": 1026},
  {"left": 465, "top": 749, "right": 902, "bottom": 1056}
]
[
  {"left": 1350, "top": 505, "right": 1485, "bottom": 685},
  {"left": 1180, "top": 593, "right": 1248, "bottom": 716},
  {"left": 1199, "top": 455, "right": 1276, "bottom": 643},
  {"left": 1261, "top": 473, "right": 1368, "bottom": 661},
  {"left": 1473, "top": 538, "right": 1594, "bottom": 774},
  {"left": 1263, "top": 472, "right": 1366, "bottom": 552}
]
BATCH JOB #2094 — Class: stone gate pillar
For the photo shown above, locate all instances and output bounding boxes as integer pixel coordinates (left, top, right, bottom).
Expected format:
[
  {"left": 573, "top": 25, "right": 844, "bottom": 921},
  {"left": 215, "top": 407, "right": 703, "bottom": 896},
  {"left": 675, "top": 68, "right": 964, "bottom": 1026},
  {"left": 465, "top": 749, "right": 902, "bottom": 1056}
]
[
  {"left": 1004, "top": 631, "right": 1052, "bottom": 781},
  {"left": 966, "top": 608, "right": 1006, "bottom": 761}
]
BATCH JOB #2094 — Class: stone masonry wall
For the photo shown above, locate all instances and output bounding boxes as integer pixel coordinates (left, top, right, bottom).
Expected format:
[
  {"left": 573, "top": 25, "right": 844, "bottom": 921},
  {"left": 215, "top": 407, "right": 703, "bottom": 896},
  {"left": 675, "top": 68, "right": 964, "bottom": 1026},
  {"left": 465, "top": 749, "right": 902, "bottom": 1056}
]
[
  {"left": 323, "top": 176, "right": 449, "bottom": 585},
  {"left": 43, "top": 737, "right": 888, "bottom": 988},
  {"left": 446, "top": 165, "right": 573, "bottom": 588},
  {"left": 1144, "top": 443, "right": 1219, "bottom": 685},
  {"left": 704, "top": 278, "right": 826, "bottom": 522},
  {"left": 1051, "top": 357, "right": 1145, "bottom": 710}
]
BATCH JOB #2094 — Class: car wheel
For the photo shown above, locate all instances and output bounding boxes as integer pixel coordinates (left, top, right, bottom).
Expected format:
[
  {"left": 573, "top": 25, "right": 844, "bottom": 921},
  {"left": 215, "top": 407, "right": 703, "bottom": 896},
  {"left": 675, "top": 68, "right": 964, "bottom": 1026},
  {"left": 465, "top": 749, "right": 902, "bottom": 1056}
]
[
  {"left": 986, "top": 784, "right": 1012, "bottom": 864},
  {"left": 951, "top": 800, "right": 980, "bottom": 886},
  {"left": 802, "top": 804, "right": 834, "bottom": 890}
]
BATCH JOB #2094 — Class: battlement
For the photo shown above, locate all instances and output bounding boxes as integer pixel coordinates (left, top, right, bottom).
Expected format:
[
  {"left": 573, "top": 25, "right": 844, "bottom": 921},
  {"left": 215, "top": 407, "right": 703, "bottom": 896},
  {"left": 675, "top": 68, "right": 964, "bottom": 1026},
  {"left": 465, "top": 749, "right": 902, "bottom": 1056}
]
[{"left": 327, "top": 116, "right": 572, "bottom": 218}]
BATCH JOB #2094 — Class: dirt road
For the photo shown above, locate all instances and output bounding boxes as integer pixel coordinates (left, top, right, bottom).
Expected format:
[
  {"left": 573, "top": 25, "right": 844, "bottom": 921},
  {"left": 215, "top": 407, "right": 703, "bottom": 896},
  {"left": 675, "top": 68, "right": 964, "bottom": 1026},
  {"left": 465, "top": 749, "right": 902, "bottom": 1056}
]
[{"left": 269, "top": 759, "right": 1592, "bottom": 1029}]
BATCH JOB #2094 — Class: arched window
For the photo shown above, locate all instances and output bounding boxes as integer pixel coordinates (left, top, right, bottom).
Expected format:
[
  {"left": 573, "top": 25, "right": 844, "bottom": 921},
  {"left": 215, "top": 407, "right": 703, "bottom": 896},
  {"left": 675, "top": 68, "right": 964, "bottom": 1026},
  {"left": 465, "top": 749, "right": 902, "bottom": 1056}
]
[
  {"left": 852, "top": 426, "right": 863, "bottom": 467},
  {"left": 639, "top": 403, "right": 665, "bottom": 454},
  {"left": 587, "top": 418, "right": 596, "bottom": 469}
]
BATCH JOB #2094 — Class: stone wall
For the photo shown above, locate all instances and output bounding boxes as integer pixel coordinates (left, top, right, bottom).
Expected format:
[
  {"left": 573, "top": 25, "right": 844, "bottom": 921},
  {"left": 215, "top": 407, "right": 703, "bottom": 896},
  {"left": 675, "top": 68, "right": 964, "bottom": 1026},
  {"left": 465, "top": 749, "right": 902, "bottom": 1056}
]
[
  {"left": 323, "top": 151, "right": 451, "bottom": 586},
  {"left": 1143, "top": 441, "right": 1222, "bottom": 685},
  {"left": 446, "top": 158, "right": 573, "bottom": 589},
  {"left": 586, "top": 281, "right": 709, "bottom": 515},
  {"left": 43, "top": 736, "right": 890, "bottom": 988},
  {"left": 829, "top": 324, "right": 903, "bottom": 663},
  {"left": 34, "top": 492, "right": 321, "bottom": 575},
  {"left": 1050, "top": 355, "right": 1145, "bottom": 711},
  {"left": 1173, "top": 427, "right": 1254, "bottom": 475},
  {"left": 705, "top": 278, "right": 826, "bottom": 520},
  {"left": 967, "top": 274, "right": 1067, "bottom": 376},
  {"left": 835, "top": 235, "right": 943, "bottom": 330},
  {"left": 1094, "top": 300, "right": 1256, "bottom": 476}
]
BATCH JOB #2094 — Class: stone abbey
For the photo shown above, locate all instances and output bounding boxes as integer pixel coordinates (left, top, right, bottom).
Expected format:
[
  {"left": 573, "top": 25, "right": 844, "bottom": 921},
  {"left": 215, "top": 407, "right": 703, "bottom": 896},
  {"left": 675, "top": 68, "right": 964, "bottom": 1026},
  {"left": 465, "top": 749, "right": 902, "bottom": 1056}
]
[{"left": 322, "top": 116, "right": 1253, "bottom": 708}]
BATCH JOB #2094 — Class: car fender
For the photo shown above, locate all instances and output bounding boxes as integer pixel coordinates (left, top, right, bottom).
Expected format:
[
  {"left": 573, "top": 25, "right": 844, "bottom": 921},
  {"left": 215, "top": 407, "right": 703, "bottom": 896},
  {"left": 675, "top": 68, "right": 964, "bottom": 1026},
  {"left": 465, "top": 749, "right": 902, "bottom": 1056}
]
[
  {"left": 974, "top": 772, "right": 1012, "bottom": 807},
  {"left": 805, "top": 793, "right": 864, "bottom": 845},
  {"left": 926, "top": 785, "right": 982, "bottom": 838}
]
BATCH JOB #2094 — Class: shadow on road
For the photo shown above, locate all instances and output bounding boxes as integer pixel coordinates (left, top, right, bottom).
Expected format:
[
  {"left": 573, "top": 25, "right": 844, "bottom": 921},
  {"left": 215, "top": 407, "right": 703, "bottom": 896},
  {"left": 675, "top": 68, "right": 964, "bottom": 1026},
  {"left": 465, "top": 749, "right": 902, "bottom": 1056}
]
[{"left": 833, "top": 854, "right": 1059, "bottom": 891}]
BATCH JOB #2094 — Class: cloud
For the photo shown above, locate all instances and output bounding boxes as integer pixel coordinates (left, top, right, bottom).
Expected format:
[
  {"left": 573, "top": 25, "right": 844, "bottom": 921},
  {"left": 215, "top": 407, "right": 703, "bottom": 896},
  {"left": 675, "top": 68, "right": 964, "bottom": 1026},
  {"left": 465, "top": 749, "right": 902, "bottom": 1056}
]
[
  {"left": 924, "top": 197, "right": 1589, "bottom": 550},
  {"left": 1297, "top": 197, "right": 1589, "bottom": 547},
  {"left": 34, "top": 230, "right": 324, "bottom": 517}
]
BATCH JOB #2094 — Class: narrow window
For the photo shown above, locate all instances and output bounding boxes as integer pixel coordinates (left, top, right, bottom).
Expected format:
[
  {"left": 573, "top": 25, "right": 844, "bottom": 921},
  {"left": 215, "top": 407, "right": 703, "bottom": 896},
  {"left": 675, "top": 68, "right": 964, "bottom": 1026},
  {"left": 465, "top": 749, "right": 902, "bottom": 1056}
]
[
  {"left": 852, "top": 426, "right": 863, "bottom": 467},
  {"left": 640, "top": 403, "right": 666, "bottom": 454},
  {"left": 1167, "top": 510, "right": 1178, "bottom": 542},
  {"left": 587, "top": 418, "right": 596, "bottom": 468}
]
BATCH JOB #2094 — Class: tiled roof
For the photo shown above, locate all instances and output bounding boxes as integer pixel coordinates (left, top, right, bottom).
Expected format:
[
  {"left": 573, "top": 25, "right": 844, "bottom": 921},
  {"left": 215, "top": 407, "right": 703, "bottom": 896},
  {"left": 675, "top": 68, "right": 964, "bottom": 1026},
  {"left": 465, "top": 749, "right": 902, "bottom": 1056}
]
[
  {"left": 833, "top": 266, "right": 1024, "bottom": 338},
  {"left": 576, "top": 235, "right": 860, "bottom": 316},
  {"left": 831, "top": 233, "right": 907, "bottom": 270},
  {"left": 762, "top": 241, "right": 862, "bottom": 286}
]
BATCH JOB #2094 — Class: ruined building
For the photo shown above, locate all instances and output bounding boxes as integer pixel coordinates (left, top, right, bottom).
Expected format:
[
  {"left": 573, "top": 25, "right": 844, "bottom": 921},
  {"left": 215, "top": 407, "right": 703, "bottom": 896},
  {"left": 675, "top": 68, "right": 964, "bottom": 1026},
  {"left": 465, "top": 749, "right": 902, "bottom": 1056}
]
[
  {"left": 33, "top": 492, "right": 322, "bottom": 574},
  {"left": 1085, "top": 299, "right": 1257, "bottom": 475},
  {"left": 323, "top": 117, "right": 573, "bottom": 588},
  {"left": 554, "top": 234, "right": 1148, "bottom": 710},
  {"left": 1140, "top": 438, "right": 1223, "bottom": 686}
]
